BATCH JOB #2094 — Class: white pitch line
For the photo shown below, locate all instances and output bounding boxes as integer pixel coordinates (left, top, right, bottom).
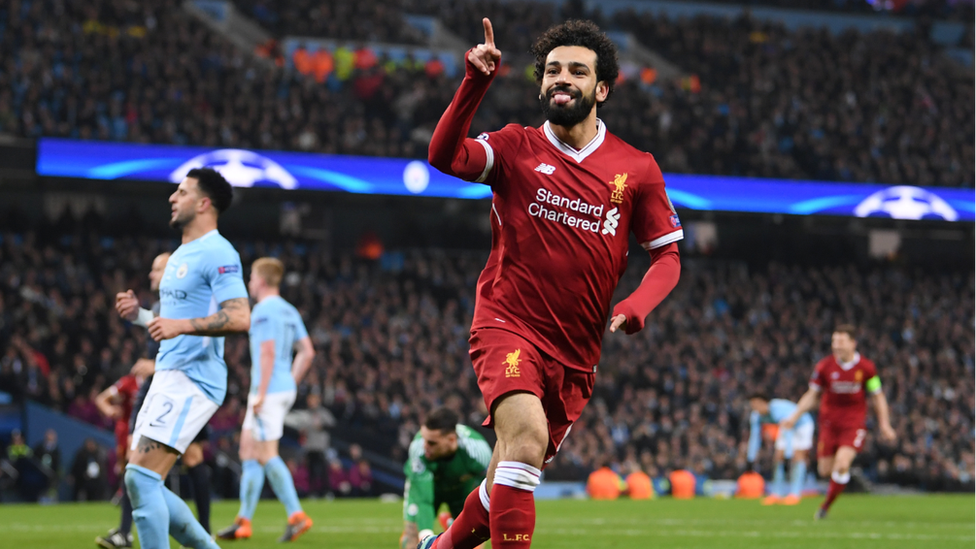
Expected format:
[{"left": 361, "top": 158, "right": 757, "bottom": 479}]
[
  {"left": 533, "top": 526, "right": 974, "bottom": 542},
  {"left": 543, "top": 516, "right": 976, "bottom": 529}
]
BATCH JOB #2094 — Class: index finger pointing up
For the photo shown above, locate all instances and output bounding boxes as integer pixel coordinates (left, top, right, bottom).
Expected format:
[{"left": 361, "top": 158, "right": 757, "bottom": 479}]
[{"left": 483, "top": 17, "right": 494, "bottom": 47}]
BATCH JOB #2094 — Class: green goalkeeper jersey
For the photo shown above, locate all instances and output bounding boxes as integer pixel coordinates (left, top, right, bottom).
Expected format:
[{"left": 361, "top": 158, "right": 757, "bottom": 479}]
[{"left": 402, "top": 425, "right": 492, "bottom": 531}]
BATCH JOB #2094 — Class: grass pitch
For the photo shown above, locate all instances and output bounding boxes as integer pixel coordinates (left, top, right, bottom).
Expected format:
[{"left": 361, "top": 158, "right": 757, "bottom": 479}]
[{"left": 0, "top": 494, "right": 972, "bottom": 548}]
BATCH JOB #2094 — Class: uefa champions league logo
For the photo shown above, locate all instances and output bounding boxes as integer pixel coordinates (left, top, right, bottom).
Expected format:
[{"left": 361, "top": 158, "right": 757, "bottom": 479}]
[
  {"left": 853, "top": 186, "right": 959, "bottom": 221},
  {"left": 169, "top": 149, "right": 298, "bottom": 189}
]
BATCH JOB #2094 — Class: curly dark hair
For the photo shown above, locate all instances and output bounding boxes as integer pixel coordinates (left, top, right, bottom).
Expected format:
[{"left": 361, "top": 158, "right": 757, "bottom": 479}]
[
  {"left": 187, "top": 167, "right": 233, "bottom": 213},
  {"left": 531, "top": 20, "right": 619, "bottom": 104}
]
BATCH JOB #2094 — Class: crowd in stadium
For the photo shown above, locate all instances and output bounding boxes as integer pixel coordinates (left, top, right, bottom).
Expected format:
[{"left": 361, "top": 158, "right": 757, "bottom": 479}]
[
  {"left": 1, "top": 219, "right": 972, "bottom": 498},
  {"left": 1, "top": 0, "right": 972, "bottom": 186}
]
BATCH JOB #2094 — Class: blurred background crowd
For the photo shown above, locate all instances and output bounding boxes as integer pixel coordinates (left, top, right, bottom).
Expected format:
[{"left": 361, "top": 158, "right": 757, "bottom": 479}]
[
  {"left": 0, "top": 0, "right": 972, "bottom": 504},
  {"left": 1, "top": 0, "right": 972, "bottom": 186},
  {"left": 1, "top": 213, "right": 972, "bottom": 500}
]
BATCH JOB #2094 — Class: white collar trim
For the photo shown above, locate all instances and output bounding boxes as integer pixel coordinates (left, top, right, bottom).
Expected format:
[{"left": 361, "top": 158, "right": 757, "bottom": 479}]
[
  {"left": 543, "top": 119, "right": 606, "bottom": 163},
  {"left": 838, "top": 352, "right": 861, "bottom": 371}
]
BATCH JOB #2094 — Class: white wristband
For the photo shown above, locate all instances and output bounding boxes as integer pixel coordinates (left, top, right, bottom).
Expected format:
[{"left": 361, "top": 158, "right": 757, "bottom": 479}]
[
  {"left": 133, "top": 308, "right": 154, "bottom": 327},
  {"left": 418, "top": 529, "right": 434, "bottom": 542}
]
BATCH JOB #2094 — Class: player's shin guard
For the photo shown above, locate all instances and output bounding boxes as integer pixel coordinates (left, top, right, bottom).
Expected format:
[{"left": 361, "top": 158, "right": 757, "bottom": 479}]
[
  {"left": 490, "top": 461, "right": 540, "bottom": 548},
  {"left": 187, "top": 463, "right": 212, "bottom": 533},
  {"left": 124, "top": 464, "right": 170, "bottom": 549},
  {"left": 433, "top": 479, "right": 492, "bottom": 549},
  {"left": 772, "top": 461, "right": 786, "bottom": 497},
  {"left": 238, "top": 459, "right": 265, "bottom": 520},
  {"left": 822, "top": 471, "right": 849, "bottom": 510},
  {"left": 790, "top": 461, "right": 807, "bottom": 499},
  {"left": 265, "top": 455, "right": 302, "bottom": 516},
  {"left": 162, "top": 486, "right": 219, "bottom": 549}
]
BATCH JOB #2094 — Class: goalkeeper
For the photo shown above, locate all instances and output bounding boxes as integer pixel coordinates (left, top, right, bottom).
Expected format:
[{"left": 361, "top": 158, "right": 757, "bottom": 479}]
[{"left": 401, "top": 408, "right": 492, "bottom": 549}]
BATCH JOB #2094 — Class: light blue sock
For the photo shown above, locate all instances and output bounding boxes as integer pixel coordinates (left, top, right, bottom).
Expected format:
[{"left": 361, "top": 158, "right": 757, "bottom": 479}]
[
  {"left": 264, "top": 456, "right": 302, "bottom": 517},
  {"left": 790, "top": 461, "right": 807, "bottom": 499},
  {"left": 239, "top": 459, "right": 265, "bottom": 520},
  {"left": 772, "top": 461, "right": 786, "bottom": 497},
  {"left": 124, "top": 464, "right": 170, "bottom": 549},
  {"left": 162, "top": 486, "right": 219, "bottom": 549}
]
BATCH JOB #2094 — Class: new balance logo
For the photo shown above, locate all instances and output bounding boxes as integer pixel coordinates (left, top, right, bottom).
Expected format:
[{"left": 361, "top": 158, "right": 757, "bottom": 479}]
[
  {"left": 602, "top": 207, "right": 620, "bottom": 236},
  {"left": 534, "top": 163, "right": 556, "bottom": 175}
]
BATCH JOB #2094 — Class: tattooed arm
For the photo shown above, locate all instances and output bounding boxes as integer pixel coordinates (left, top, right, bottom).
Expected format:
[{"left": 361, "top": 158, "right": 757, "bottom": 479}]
[{"left": 146, "top": 297, "right": 251, "bottom": 341}]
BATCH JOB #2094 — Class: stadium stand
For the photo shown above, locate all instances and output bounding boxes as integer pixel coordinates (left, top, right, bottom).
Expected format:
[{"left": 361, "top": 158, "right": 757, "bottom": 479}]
[
  {"left": 1, "top": 215, "right": 972, "bottom": 493},
  {"left": 1, "top": 0, "right": 972, "bottom": 186}
]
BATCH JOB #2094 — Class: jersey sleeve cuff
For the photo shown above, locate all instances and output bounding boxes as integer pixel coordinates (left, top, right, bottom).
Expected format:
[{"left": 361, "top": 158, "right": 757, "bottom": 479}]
[
  {"left": 808, "top": 383, "right": 821, "bottom": 391},
  {"left": 641, "top": 229, "right": 684, "bottom": 250}
]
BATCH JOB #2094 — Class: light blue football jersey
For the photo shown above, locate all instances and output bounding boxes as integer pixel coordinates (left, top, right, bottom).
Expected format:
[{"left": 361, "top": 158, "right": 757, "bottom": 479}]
[
  {"left": 747, "top": 399, "right": 813, "bottom": 461},
  {"left": 249, "top": 295, "right": 309, "bottom": 395},
  {"left": 156, "top": 230, "right": 247, "bottom": 404}
]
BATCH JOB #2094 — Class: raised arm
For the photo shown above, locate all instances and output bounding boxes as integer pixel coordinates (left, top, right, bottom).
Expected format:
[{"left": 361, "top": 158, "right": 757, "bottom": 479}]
[
  {"left": 427, "top": 18, "right": 502, "bottom": 181},
  {"left": 94, "top": 385, "right": 122, "bottom": 419},
  {"left": 147, "top": 297, "right": 251, "bottom": 341},
  {"left": 291, "top": 336, "right": 315, "bottom": 385}
]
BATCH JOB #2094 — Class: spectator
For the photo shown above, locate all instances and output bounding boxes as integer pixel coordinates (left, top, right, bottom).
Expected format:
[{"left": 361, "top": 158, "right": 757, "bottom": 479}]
[
  {"left": 348, "top": 457, "right": 373, "bottom": 497},
  {"left": 284, "top": 392, "right": 336, "bottom": 497},
  {"left": 69, "top": 438, "right": 108, "bottom": 501},
  {"left": 287, "top": 456, "right": 311, "bottom": 498},
  {"left": 32, "top": 428, "right": 61, "bottom": 501},
  {"left": 327, "top": 452, "right": 351, "bottom": 497}
]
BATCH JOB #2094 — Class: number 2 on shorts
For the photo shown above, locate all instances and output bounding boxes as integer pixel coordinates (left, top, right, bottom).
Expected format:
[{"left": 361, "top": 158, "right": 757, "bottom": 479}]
[{"left": 150, "top": 398, "right": 174, "bottom": 427}]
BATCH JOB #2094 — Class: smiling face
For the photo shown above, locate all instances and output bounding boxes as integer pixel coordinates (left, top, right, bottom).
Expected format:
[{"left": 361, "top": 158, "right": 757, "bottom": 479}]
[
  {"left": 168, "top": 177, "right": 206, "bottom": 230},
  {"left": 539, "top": 45, "right": 609, "bottom": 128}
]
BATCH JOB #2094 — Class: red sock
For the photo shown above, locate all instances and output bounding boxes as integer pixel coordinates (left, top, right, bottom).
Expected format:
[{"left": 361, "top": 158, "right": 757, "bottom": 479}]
[
  {"left": 432, "top": 483, "right": 490, "bottom": 549},
  {"left": 490, "top": 484, "right": 536, "bottom": 548},
  {"left": 822, "top": 475, "right": 848, "bottom": 510}
]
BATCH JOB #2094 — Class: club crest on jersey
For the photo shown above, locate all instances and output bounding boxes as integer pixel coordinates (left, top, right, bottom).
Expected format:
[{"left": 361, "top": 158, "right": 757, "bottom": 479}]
[
  {"left": 609, "top": 173, "right": 628, "bottom": 204},
  {"left": 176, "top": 263, "right": 189, "bottom": 279},
  {"left": 504, "top": 349, "right": 522, "bottom": 378}
]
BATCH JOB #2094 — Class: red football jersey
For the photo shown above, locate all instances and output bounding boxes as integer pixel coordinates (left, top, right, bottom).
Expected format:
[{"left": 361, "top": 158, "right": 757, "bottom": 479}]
[
  {"left": 113, "top": 374, "right": 141, "bottom": 428},
  {"left": 809, "top": 353, "right": 879, "bottom": 429},
  {"left": 469, "top": 120, "right": 683, "bottom": 371}
]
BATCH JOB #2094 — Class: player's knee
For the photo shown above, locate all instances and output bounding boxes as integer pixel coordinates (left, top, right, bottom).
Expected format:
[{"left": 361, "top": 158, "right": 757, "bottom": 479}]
[
  {"left": 499, "top": 432, "right": 547, "bottom": 466},
  {"left": 817, "top": 463, "right": 831, "bottom": 477},
  {"left": 123, "top": 467, "right": 139, "bottom": 495}
]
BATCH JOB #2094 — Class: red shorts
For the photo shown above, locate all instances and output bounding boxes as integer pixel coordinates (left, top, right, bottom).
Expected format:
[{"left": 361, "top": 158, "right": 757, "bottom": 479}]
[
  {"left": 469, "top": 328, "right": 595, "bottom": 467},
  {"left": 817, "top": 423, "right": 867, "bottom": 458}
]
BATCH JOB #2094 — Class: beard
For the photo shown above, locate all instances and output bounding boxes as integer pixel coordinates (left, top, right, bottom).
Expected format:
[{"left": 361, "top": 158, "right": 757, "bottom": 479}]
[
  {"left": 540, "top": 85, "right": 597, "bottom": 128},
  {"left": 169, "top": 209, "right": 194, "bottom": 231}
]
